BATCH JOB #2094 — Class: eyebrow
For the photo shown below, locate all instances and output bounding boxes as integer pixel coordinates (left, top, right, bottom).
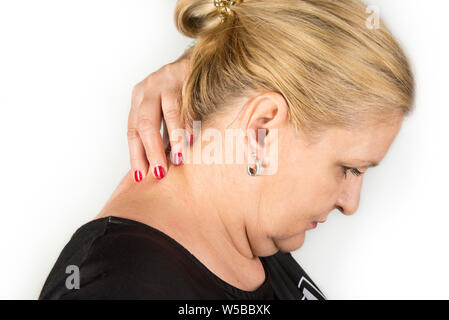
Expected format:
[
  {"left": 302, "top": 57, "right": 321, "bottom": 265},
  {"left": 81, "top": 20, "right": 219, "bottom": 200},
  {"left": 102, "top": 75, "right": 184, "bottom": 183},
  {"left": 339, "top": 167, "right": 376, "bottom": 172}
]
[{"left": 351, "top": 160, "right": 379, "bottom": 168}]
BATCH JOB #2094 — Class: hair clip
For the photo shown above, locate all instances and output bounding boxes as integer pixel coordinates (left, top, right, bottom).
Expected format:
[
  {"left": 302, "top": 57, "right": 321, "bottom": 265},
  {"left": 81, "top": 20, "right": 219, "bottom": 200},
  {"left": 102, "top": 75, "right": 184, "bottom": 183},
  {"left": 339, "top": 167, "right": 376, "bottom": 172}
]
[{"left": 214, "top": 0, "right": 243, "bottom": 23}]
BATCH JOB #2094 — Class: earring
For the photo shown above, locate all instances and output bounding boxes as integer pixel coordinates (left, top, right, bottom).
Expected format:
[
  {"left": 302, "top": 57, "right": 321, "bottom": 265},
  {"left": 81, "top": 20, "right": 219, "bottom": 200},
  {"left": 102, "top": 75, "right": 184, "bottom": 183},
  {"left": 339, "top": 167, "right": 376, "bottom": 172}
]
[{"left": 247, "top": 152, "right": 262, "bottom": 176}]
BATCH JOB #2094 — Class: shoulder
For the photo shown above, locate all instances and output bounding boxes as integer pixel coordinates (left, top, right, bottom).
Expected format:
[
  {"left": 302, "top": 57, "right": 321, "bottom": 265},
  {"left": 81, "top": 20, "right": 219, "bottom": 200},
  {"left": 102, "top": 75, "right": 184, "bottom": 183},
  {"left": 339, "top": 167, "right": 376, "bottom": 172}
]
[{"left": 40, "top": 217, "right": 219, "bottom": 299}]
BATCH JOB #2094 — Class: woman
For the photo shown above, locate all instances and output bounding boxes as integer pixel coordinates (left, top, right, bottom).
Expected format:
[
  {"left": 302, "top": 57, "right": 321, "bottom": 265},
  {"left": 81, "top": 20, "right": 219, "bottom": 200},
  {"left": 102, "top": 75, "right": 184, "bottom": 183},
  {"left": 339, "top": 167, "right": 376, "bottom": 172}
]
[{"left": 39, "top": 0, "right": 414, "bottom": 299}]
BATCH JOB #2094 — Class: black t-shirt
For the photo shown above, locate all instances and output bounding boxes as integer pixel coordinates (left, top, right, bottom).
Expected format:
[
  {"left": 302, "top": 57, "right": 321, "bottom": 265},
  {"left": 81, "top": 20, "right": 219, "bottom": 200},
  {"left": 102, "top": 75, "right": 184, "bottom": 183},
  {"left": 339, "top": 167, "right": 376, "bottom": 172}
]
[{"left": 39, "top": 216, "right": 326, "bottom": 300}]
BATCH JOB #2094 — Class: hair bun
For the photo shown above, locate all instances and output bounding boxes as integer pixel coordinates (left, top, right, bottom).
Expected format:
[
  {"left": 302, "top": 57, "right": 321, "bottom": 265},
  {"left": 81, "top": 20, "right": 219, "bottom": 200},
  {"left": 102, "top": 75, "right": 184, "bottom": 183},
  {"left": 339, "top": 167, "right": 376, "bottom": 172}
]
[{"left": 175, "top": 0, "right": 238, "bottom": 39}]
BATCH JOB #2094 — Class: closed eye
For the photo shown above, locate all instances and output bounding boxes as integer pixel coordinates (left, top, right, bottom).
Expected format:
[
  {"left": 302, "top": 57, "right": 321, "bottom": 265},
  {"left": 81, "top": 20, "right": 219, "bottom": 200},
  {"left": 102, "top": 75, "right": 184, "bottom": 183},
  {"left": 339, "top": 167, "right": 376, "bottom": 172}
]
[{"left": 342, "top": 166, "right": 365, "bottom": 178}]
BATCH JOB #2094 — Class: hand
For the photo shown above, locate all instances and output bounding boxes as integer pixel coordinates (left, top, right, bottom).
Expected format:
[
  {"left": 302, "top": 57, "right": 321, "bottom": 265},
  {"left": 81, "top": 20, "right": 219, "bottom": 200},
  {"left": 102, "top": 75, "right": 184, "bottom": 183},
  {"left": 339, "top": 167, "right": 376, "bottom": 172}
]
[{"left": 128, "top": 47, "right": 193, "bottom": 182}]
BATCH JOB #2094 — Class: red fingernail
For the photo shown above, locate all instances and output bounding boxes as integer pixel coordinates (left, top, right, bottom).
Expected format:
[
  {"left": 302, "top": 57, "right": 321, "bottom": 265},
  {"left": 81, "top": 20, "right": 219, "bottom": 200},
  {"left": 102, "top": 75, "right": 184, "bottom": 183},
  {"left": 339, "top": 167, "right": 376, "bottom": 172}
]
[
  {"left": 174, "top": 152, "right": 183, "bottom": 166},
  {"left": 134, "top": 170, "right": 143, "bottom": 182},
  {"left": 189, "top": 134, "right": 193, "bottom": 145},
  {"left": 154, "top": 166, "right": 165, "bottom": 180}
]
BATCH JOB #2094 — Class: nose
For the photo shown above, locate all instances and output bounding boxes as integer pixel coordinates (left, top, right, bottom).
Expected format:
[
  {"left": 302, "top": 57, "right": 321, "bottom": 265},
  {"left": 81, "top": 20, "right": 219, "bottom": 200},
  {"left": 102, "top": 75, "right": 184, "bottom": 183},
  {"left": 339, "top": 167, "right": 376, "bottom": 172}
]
[{"left": 335, "top": 175, "right": 363, "bottom": 216}]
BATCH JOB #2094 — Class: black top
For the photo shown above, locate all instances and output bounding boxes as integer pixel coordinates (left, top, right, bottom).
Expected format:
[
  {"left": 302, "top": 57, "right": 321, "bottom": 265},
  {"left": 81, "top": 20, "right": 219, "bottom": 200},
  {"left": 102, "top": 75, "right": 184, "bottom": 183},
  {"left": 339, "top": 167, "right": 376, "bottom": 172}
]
[{"left": 39, "top": 216, "right": 326, "bottom": 300}]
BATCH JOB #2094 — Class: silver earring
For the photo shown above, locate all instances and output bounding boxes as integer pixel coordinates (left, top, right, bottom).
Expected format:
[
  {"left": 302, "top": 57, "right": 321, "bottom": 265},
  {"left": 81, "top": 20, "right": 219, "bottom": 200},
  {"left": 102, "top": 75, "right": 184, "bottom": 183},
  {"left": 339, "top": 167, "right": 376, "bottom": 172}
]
[{"left": 247, "top": 152, "right": 262, "bottom": 176}]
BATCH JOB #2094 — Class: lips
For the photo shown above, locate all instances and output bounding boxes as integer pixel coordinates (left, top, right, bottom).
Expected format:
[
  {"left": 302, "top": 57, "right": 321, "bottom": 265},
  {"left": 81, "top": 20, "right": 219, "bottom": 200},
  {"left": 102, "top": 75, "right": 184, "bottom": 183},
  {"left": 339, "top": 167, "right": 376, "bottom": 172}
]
[
  {"left": 309, "top": 219, "right": 327, "bottom": 229},
  {"left": 309, "top": 220, "right": 326, "bottom": 229}
]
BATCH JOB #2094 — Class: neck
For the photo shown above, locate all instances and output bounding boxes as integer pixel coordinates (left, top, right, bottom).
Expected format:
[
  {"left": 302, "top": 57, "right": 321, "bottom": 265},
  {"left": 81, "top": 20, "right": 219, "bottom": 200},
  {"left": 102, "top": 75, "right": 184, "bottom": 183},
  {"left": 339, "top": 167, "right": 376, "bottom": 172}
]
[{"left": 143, "top": 159, "right": 265, "bottom": 264}]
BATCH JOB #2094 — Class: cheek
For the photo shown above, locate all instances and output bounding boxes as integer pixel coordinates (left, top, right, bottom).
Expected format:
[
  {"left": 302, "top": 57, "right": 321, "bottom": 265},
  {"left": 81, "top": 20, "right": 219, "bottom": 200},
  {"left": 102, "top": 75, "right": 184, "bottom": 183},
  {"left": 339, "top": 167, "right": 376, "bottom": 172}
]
[
  {"left": 293, "top": 164, "right": 338, "bottom": 216},
  {"left": 281, "top": 210, "right": 310, "bottom": 237},
  {"left": 261, "top": 171, "right": 335, "bottom": 239},
  {"left": 259, "top": 145, "right": 337, "bottom": 241}
]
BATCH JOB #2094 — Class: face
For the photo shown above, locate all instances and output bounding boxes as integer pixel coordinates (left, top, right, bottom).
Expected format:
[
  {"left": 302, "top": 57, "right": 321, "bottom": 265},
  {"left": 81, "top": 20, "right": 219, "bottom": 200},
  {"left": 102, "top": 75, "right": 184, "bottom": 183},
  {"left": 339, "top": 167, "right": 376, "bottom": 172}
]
[{"left": 257, "top": 116, "right": 404, "bottom": 253}]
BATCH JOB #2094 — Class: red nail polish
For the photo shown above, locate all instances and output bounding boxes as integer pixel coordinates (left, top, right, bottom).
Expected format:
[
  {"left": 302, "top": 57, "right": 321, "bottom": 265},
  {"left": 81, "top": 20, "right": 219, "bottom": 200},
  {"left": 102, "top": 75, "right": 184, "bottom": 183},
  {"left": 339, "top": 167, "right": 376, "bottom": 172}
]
[
  {"left": 174, "top": 152, "right": 183, "bottom": 166},
  {"left": 189, "top": 134, "right": 193, "bottom": 145},
  {"left": 154, "top": 166, "right": 165, "bottom": 179},
  {"left": 134, "top": 170, "right": 143, "bottom": 182}
]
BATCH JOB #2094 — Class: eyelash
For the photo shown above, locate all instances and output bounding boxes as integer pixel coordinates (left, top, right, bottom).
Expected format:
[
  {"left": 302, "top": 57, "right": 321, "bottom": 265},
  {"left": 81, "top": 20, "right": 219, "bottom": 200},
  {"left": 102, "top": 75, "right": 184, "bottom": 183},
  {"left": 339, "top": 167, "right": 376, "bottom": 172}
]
[{"left": 342, "top": 166, "right": 364, "bottom": 178}]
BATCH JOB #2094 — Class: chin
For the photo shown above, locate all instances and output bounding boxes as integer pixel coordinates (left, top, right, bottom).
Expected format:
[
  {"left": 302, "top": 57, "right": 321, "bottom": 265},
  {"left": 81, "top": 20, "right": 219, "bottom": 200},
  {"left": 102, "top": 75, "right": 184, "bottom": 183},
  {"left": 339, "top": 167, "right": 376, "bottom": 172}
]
[{"left": 275, "top": 232, "right": 306, "bottom": 253}]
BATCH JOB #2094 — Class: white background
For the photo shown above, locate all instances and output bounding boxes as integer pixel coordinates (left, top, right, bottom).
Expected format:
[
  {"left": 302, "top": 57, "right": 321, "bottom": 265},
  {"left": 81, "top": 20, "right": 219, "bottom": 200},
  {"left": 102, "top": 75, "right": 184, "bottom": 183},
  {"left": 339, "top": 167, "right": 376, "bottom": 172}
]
[{"left": 0, "top": 0, "right": 447, "bottom": 299}]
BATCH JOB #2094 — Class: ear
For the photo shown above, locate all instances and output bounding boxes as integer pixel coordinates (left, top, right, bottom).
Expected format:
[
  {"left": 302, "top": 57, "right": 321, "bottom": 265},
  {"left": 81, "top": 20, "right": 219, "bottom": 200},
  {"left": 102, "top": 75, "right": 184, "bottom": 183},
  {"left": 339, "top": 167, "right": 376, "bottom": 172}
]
[{"left": 241, "top": 91, "right": 289, "bottom": 149}]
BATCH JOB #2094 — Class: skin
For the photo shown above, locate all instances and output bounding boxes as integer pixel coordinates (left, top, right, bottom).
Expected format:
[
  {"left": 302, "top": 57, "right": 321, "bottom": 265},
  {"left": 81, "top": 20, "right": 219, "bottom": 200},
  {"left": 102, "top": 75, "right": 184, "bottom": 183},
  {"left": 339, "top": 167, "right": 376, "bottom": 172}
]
[{"left": 97, "top": 88, "right": 404, "bottom": 292}]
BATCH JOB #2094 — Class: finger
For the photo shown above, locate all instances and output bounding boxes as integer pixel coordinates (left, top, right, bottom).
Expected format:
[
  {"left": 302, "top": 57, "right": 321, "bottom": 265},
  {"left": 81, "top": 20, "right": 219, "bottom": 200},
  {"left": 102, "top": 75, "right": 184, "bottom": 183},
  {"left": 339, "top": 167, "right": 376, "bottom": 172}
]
[
  {"left": 180, "top": 74, "right": 194, "bottom": 146},
  {"left": 161, "top": 92, "right": 188, "bottom": 166},
  {"left": 137, "top": 94, "right": 168, "bottom": 180},
  {"left": 128, "top": 85, "right": 149, "bottom": 182},
  {"left": 180, "top": 83, "right": 194, "bottom": 146},
  {"left": 127, "top": 127, "right": 149, "bottom": 182}
]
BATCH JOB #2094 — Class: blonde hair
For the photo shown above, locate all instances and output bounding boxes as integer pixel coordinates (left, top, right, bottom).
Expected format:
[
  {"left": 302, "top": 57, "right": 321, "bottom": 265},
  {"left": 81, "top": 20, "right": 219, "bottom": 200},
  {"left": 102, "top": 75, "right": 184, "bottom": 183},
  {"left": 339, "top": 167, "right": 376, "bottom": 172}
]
[{"left": 175, "top": 0, "right": 415, "bottom": 136}]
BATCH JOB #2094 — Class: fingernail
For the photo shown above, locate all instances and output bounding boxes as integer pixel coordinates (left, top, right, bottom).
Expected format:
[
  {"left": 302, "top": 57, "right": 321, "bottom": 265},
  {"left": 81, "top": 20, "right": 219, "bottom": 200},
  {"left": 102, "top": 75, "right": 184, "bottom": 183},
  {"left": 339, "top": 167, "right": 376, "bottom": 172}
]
[
  {"left": 189, "top": 134, "right": 193, "bottom": 145},
  {"left": 173, "top": 152, "right": 183, "bottom": 166},
  {"left": 134, "top": 170, "right": 143, "bottom": 182},
  {"left": 154, "top": 166, "right": 166, "bottom": 180}
]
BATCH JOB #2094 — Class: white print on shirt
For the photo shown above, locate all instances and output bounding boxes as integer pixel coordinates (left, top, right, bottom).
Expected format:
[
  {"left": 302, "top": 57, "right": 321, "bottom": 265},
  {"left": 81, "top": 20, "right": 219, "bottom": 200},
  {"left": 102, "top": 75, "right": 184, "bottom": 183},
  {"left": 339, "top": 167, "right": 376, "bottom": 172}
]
[{"left": 297, "top": 276, "right": 326, "bottom": 300}]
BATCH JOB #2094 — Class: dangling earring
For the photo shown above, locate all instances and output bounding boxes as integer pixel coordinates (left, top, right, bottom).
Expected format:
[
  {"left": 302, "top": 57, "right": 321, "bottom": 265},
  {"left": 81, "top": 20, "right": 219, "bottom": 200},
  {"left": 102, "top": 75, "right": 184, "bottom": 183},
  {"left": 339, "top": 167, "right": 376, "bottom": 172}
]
[{"left": 247, "top": 152, "right": 262, "bottom": 176}]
